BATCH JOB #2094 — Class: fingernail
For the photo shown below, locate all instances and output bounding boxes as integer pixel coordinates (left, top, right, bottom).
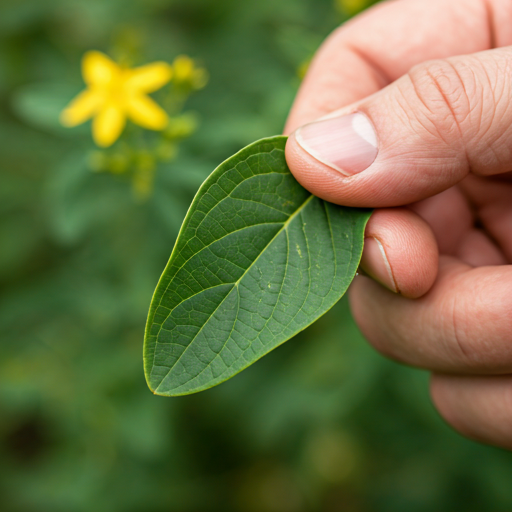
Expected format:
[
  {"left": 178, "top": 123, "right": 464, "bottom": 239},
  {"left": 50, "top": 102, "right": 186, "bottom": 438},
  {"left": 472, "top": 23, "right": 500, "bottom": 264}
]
[
  {"left": 295, "top": 112, "right": 378, "bottom": 176},
  {"left": 360, "top": 237, "right": 398, "bottom": 293}
]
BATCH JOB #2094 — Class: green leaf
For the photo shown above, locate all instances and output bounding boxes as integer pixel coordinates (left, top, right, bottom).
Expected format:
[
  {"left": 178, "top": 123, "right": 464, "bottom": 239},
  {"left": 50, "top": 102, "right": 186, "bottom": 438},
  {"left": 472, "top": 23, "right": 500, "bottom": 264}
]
[
  {"left": 144, "top": 136, "right": 372, "bottom": 396},
  {"left": 11, "top": 83, "right": 87, "bottom": 136}
]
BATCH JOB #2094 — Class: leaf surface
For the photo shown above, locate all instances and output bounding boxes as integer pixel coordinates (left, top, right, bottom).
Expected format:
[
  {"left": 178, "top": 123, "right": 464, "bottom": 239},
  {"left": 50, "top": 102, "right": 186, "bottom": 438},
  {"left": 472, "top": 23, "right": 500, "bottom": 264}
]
[{"left": 144, "top": 136, "right": 372, "bottom": 396}]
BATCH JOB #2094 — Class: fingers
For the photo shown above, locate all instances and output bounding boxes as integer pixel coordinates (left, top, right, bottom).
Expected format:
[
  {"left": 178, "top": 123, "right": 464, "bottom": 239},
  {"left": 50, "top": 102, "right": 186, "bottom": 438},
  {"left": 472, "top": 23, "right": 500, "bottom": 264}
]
[
  {"left": 456, "top": 229, "right": 507, "bottom": 267},
  {"left": 408, "top": 186, "right": 473, "bottom": 256},
  {"left": 285, "top": 0, "right": 498, "bottom": 132},
  {"left": 349, "top": 257, "right": 512, "bottom": 374},
  {"left": 460, "top": 175, "right": 512, "bottom": 262},
  {"left": 410, "top": 184, "right": 507, "bottom": 266},
  {"left": 286, "top": 46, "right": 512, "bottom": 208},
  {"left": 431, "top": 374, "right": 512, "bottom": 450},
  {"left": 359, "top": 208, "right": 438, "bottom": 298}
]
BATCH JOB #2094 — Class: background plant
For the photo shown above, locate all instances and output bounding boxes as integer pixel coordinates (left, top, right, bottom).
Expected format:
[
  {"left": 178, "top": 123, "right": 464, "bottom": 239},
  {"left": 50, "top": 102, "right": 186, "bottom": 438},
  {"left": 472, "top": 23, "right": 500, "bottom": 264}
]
[{"left": 1, "top": 0, "right": 511, "bottom": 511}]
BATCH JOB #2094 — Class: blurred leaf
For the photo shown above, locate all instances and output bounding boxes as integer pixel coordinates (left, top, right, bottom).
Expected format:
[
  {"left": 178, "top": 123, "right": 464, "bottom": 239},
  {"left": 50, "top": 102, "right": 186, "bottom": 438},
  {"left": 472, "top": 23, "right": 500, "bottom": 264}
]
[
  {"left": 11, "top": 83, "right": 87, "bottom": 135},
  {"left": 144, "top": 136, "right": 372, "bottom": 396},
  {"left": 44, "top": 152, "right": 131, "bottom": 243}
]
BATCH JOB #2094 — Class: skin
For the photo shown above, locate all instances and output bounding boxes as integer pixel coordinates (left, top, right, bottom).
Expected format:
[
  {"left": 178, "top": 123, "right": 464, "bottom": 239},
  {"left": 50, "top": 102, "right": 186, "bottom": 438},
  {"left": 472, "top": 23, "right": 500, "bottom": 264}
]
[{"left": 284, "top": 0, "right": 512, "bottom": 450}]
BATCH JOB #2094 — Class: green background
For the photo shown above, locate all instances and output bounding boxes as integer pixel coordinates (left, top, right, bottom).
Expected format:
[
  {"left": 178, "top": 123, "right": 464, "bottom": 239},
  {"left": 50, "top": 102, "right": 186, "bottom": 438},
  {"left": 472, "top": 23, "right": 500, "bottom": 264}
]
[{"left": 1, "top": 0, "right": 511, "bottom": 510}]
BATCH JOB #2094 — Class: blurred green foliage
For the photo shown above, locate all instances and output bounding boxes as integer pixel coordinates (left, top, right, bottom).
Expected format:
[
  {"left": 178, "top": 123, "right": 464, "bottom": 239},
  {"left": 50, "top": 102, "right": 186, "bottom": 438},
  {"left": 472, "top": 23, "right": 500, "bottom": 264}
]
[{"left": 0, "top": 0, "right": 511, "bottom": 511}]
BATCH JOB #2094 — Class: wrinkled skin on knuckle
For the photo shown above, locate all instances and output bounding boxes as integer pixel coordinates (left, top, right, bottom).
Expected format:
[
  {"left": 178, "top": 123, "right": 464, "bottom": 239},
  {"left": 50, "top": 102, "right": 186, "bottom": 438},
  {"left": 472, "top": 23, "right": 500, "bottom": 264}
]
[
  {"left": 377, "top": 61, "right": 469, "bottom": 192},
  {"left": 405, "top": 54, "right": 512, "bottom": 176},
  {"left": 403, "top": 59, "right": 471, "bottom": 151},
  {"left": 439, "top": 267, "right": 512, "bottom": 372},
  {"left": 435, "top": 269, "right": 490, "bottom": 371},
  {"left": 441, "top": 292, "right": 477, "bottom": 368},
  {"left": 469, "top": 51, "right": 512, "bottom": 173}
]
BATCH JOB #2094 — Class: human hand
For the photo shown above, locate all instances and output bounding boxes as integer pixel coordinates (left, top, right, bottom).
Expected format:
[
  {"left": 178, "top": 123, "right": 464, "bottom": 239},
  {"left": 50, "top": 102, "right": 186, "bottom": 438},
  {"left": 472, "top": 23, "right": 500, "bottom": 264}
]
[{"left": 284, "top": 0, "right": 512, "bottom": 450}]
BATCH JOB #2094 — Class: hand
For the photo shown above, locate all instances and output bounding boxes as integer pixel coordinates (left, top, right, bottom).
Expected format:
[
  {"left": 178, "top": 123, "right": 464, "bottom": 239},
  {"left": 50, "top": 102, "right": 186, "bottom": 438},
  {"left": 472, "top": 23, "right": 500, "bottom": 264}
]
[{"left": 284, "top": 0, "right": 512, "bottom": 450}]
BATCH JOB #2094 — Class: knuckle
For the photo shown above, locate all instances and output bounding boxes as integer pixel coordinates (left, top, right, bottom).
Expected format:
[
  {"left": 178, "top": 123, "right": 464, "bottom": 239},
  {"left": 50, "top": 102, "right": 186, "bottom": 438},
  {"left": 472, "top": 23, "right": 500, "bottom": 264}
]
[
  {"left": 470, "top": 51, "right": 512, "bottom": 174},
  {"left": 405, "top": 59, "right": 476, "bottom": 146},
  {"left": 444, "top": 294, "right": 476, "bottom": 367},
  {"left": 402, "top": 53, "right": 512, "bottom": 175}
]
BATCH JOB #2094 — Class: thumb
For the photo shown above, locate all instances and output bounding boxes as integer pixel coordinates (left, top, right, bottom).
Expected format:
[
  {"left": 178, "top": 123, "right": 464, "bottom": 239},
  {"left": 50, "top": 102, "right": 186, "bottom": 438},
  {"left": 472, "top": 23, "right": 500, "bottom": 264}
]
[{"left": 285, "top": 47, "right": 512, "bottom": 207}]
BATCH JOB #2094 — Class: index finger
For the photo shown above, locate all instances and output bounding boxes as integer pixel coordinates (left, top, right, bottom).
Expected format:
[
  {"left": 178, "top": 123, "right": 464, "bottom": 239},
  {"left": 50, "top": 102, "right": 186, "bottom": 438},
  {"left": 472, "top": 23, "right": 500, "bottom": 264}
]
[
  {"left": 350, "top": 257, "right": 512, "bottom": 374},
  {"left": 284, "top": 0, "right": 509, "bottom": 133}
]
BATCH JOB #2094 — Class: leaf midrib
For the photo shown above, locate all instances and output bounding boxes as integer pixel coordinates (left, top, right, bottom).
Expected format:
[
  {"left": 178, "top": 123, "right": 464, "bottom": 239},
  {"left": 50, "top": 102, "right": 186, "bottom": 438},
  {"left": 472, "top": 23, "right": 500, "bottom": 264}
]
[
  {"left": 152, "top": 193, "right": 315, "bottom": 393},
  {"left": 150, "top": 170, "right": 291, "bottom": 325}
]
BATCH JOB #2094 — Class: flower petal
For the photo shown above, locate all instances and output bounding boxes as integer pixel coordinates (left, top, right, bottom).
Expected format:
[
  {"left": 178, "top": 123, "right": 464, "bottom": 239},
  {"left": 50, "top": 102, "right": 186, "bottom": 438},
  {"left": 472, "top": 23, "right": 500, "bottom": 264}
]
[
  {"left": 125, "top": 95, "right": 168, "bottom": 130},
  {"left": 124, "top": 62, "right": 172, "bottom": 93},
  {"left": 60, "top": 89, "right": 104, "bottom": 127},
  {"left": 92, "top": 106, "right": 126, "bottom": 147},
  {"left": 172, "top": 55, "right": 195, "bottom": 81},
  {"left": 82, "top": 51, "right": 120, "bottom": 87}
]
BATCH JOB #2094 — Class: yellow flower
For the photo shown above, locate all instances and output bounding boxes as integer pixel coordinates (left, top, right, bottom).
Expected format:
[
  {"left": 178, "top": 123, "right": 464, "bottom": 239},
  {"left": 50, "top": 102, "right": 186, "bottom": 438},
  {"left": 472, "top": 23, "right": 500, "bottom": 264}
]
[
  {"left": 172, "top": 55, "right": 208, "bottom": 90},
  {"left": 61, "top": 51, "right": 173, "bottom": 147}
]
